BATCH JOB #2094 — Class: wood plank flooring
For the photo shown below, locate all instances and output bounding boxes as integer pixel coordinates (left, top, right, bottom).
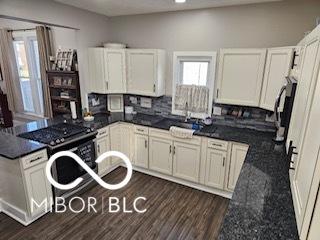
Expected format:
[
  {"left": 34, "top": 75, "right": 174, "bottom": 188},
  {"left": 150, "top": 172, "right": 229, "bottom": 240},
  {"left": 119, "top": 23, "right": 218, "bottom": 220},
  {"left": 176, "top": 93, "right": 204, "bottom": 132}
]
[{"left": 0, "top": 167, "right": 229, "bottom": 240}]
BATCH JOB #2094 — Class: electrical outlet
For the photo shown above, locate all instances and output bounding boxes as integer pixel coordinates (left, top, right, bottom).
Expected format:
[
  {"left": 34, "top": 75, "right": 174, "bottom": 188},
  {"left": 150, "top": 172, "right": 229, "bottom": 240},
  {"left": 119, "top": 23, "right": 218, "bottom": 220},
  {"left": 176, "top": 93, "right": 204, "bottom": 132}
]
[
  {"left": 92, "top": 98, "right": 100, "bottom": 106},
  {"left": 140, "top": 97, "right": 152, "bottom": 108},
  {"left": 130, "top": 96, "right": 138, "bottom": 104}
]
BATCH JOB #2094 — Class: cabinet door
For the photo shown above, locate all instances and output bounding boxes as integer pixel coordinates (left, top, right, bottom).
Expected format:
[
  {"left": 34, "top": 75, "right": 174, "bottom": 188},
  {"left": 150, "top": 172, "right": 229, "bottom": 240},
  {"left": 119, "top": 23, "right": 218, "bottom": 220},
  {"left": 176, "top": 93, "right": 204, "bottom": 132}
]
[
  {"left": 96, "top": 135, "right": 110, "bottom": 176},
  {"left": 227, "top": 144, "right": 249, "bottom": 191},
  {"left": 23, "top": 162, "right": 52, "bottom": 218},
  {"left": 149, "top": 137, "right": 173, "bottom": 175},
  {"left": 88, "top": 48, "right": 106, "bottom": 94},
  {"left": 205, "top": 149, "right": 226, "bottom": 190},
  {"left": 291, "top": 63, "right": 320, "bottom": 235},
  {"left": 127, "top": 50, "right": 157, "bottom": 96},
  {"left": 172, "top": 141, "right": 201, "bottom": 183},
  {"left": 104, "top": 49, "right": 126, "bottom": 93},
  {"left": 120, "top": 124, "right": 133, "bottom": 163},
  {"left": 134, "top": 134, "right": 149, "bottom": 168},
  {"left": 287, "top": 36, "right": 320, "bottom": 171},
  {"left": 307, "top": 186, "right": 320, "bottom": 240},
  {"left": 260, "top": 47, "right": 294, "bottom": 111},
  {"left": 110, "top": 124, "right": 121, "bottom": 165},
  {"left": 216, "top": 48, "right": 266, "bottom": 107}
]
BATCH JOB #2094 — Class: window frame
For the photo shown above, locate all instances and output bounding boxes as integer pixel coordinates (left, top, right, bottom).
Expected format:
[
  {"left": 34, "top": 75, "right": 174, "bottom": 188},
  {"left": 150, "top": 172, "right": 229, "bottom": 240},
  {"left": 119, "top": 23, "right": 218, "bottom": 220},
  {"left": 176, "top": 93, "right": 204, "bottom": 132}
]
[
  {"left": 172, "top": 51, "right": 217, "bottom": 119},
  {"left": 12, "top": 30, "right": 44, "bottom": 117}
]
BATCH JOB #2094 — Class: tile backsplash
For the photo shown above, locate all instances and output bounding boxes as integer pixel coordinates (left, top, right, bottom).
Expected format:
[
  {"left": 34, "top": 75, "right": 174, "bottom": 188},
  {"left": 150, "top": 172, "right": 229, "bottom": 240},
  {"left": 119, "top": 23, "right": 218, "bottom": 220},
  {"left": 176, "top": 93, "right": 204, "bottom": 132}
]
[{"left": 88, "top": 93, "right": 275, "bottom": 131}]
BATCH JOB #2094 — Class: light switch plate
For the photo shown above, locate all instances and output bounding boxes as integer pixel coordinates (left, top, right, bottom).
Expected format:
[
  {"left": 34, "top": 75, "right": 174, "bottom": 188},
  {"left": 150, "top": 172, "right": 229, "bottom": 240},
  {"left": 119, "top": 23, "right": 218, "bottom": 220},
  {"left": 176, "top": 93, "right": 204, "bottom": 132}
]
[
  {"left": 213, "top": 106, "right": 222, "bottom": 116},
  {"left": 130, "top": 96, "right": 138, "bottom": 104},
  {"left": 140, "top": 97, "right": 152, "bottom": 108}
]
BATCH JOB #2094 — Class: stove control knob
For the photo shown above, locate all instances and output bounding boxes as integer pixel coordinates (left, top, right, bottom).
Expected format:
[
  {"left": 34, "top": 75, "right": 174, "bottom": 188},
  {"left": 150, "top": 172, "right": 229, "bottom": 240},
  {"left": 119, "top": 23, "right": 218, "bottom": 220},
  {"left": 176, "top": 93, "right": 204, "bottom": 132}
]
[
  {"left": 61, "top": 138, "right": 65, "bottom": 143},
  {"left": 91, "top": 128, "right": 95, "bottom": 132},
  {"left": 87, "top": 129, "right": 91, "bottom": 133},
  {"left": 50, "top": 141, "right": 56, "bottom": 146},
  {"left": 56, "top": 139, "right": 61, "bottom": 144}
]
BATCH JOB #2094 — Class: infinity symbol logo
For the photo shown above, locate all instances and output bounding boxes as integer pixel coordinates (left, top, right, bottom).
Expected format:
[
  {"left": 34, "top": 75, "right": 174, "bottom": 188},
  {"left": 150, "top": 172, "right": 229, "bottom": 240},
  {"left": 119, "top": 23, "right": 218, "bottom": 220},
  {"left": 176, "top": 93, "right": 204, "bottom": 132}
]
[{"left": 46, "top": 151, "right": 133, "bottom": 190}]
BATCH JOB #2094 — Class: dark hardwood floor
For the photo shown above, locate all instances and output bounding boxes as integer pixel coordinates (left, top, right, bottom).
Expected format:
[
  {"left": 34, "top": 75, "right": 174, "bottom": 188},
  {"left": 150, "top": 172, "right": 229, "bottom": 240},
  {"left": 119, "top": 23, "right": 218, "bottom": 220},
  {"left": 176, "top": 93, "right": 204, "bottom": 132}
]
[{"left": 0, "top": 167, "right": 229, "bottom": 240}]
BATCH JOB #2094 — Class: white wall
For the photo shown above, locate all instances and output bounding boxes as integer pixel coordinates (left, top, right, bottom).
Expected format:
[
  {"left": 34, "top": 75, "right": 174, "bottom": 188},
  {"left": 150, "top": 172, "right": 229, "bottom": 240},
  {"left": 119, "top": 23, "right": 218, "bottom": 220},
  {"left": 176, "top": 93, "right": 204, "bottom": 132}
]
[
  {"left": 0, "top": 0, "right": 111, "bottom": 108},
  {"left": 108, "top": 0, "right": 320, "bottom": 95}
]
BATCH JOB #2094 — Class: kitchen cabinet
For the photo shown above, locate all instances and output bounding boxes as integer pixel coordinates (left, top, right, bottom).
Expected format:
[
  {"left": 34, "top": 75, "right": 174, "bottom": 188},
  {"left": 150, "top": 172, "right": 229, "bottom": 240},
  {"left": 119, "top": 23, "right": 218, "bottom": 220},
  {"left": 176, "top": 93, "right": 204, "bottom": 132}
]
[
  {"left": 127, "top": 49, "right": 166, "bottom": 97},
  {"left": 307, "top": 185, "right": 320, "bottom": 240},
  {"left": 149, "top": 136, "right": 173, "bottom": 175},
  {"left": 88, "top": 48, "right": 126, "bottom": 94},
  {"left": 205, "top": 148, "right": 227, "bottom": 190},
  {"left": 96, "top": 127, "right": 111, "bottom": 176},
  {"left": 172, "top": 141, "right": 201, "bottom": 183},
  {"left": 104, "top": 49, "right": 126, "bottom": 93},
  {"left": 287, "top": 29, "right": 320, "bottom": 173},
  {"left": 0, "top": 149, "right": 52, "bottom": 225},
  {"left": 227, "top": 143, "right": 249, "bottom": 191},
  {"left": 88, "top": 48, "right": 106, "bottom": 94},
  {"left": 260, "top": 47, "right": 294, "bottom": 111},
  {"left": 23, "top": 161, "right": 52, "bottom": 218},
  {"left": 216, "top": 48, "right": 267, "bottom": 107},
  {"left": 291, "top": 42, "right": 320, "bottom": 237},
  {"left": 109, "top": 123, "right": 133, "bottom": 165},
  {"left": 134, "top": 134, "right": 149, "bottom": 168}
]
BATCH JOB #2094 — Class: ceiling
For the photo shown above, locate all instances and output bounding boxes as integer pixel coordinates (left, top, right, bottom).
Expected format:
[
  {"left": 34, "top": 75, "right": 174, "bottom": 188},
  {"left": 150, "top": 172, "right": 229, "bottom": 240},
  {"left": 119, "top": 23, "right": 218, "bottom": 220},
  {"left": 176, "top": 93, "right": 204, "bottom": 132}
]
[{"left": 54, "top": 0, "right": 282, "bottom": 17}]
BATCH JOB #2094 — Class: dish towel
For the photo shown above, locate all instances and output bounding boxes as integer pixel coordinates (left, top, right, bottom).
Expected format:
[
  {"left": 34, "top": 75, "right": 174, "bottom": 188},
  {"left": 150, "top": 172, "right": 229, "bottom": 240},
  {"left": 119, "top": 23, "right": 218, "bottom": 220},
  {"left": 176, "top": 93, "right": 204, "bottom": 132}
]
[
  {"left": 169, "top": 126, "right": 195, "bottom": 139},
  {"left": 175, "top": 84, "right": 209, "bottom": 113}
]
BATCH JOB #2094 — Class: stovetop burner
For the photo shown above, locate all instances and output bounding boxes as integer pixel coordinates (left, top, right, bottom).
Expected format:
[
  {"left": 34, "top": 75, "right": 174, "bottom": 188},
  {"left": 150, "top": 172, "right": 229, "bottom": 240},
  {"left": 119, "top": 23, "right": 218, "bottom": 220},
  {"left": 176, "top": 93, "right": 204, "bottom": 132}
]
[{"left": 18, "top": 123, "right": 94, "bottom": 146}]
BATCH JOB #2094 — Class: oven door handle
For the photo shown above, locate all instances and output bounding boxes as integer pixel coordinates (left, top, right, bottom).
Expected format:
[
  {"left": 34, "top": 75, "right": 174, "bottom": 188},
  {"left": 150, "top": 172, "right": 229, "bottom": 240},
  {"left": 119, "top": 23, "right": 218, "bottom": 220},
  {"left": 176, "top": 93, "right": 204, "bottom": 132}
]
[{"left": 69, "top": 146, "right": 79, "bottom": 152}]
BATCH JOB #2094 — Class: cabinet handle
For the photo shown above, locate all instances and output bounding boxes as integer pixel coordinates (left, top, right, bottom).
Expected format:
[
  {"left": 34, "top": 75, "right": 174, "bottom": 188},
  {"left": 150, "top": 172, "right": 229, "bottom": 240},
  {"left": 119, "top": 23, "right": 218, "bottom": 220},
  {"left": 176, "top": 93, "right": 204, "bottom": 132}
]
[
  {"left": 153, "top": 84, "right": 156, "bottom": 92},
  {"left": 145, "top": 140, "right": 147, "bottom": 148},
  {"left": 212, "top": 143, "right": 223, "bottom": 147},
  {"left": 169, "top": 145, "right": 172, "bottom": 154},
  {"left": 30, "top": 156, "right": 43, "bottom": 163},
  {"left": 173, "top": 146, "right": 176, "bottom": 155},
  {"left": 216, "top": 89, "right": 219, "bottom": 98},
  {"left": 223, "top": 157, "right": 226, "bottom": 167},
  {"left": 106, "top": 82, "right": 109, "bottom": 90},
  {"left": 97, "top": 145, "right": 100, "bottom": 154}
]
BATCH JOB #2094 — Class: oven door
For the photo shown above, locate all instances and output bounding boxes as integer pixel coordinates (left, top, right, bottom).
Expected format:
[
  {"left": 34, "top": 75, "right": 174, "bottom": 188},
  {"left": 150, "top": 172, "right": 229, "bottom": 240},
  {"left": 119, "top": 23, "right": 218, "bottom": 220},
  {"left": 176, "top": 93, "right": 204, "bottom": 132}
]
[{"left": 51, "top": 137, "right": 97, "bottom": 198}]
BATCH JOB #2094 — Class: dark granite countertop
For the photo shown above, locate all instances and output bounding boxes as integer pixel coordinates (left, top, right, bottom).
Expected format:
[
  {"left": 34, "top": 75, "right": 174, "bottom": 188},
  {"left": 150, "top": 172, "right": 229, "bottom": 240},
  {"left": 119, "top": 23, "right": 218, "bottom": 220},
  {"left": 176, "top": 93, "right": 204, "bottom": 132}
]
[
  {"left": 0, "top": 113, "right": 298, "bottom": 239},
  {"left": 0, "top": 131, "right": 47, "bottom": 159}
]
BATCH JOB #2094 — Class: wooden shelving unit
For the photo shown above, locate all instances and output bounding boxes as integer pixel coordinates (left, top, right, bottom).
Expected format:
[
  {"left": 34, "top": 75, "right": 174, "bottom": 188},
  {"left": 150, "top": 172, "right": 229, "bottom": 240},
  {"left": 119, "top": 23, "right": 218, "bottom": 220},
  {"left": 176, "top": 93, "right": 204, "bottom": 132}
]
[{"left": 47, "top": 71, "right": 82, "bottom": 117}]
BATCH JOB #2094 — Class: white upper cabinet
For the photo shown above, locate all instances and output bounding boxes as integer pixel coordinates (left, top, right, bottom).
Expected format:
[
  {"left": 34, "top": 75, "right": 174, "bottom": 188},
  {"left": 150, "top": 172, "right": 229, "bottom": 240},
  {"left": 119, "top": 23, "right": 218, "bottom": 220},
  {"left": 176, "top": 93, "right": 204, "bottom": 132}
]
[
  {"left": 88, "top": 48, "right": 106, "bottom": 94},
  {"left": 127, "top": 49, "right": 166, "bottom": 97},
  {"left": 259, "top": 47, "right": 294, "bottom": 111},
  {"left": 104, "top": 49, "right": 126, "bottom": 93},
  {"left": 216, "top": 48, "right": 267, "bottom": 107}
]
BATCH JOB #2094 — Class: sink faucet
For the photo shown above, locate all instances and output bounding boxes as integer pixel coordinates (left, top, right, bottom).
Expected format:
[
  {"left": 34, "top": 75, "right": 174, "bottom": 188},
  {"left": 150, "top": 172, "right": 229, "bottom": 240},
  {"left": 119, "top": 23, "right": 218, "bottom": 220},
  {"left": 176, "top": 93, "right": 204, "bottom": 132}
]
[{"left": 185, "top": 102, "right": 191, "bottom": 122}]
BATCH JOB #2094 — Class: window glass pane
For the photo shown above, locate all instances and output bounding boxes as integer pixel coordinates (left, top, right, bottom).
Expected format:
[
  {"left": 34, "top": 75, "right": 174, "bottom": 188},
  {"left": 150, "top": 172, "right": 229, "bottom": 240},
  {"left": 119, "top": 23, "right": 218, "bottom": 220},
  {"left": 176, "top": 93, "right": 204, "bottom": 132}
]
[
  {"left": 31, "top": 40, "right": 41, "bottom": 79},
  {"left": 182, "top": 61, "right": 209, "bottom": 86},
  {"left": 13, "top": 41, "right": 30, "bottom": 78},
  {"left": 20, "top": 77, "right": 35, "bottom": 112}
]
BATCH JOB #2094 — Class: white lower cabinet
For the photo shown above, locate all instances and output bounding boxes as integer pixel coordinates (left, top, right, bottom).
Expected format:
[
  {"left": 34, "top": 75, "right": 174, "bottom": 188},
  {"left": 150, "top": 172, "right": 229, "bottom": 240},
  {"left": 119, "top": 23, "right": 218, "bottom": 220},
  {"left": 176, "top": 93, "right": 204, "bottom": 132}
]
[
  {"left": 205, "top": 148, "right": 227, "bottom": 190},
  {"left": 134, "top": 134, "right": 149, "bottom": 168},
  {"left": 96, "top": 127, "right": 111, "bottom": 176},
  {"left": 227, "top": 143, "right": 249, "bottom": 191},
  {"left": 23, "top": 161, "right": 52, "bottom": 218},
  {"left": 149, "top": 136, "right": 173, "bottom": 175},
  {"left": 173, "top": 141, "right": 201, "bottom": 183}
]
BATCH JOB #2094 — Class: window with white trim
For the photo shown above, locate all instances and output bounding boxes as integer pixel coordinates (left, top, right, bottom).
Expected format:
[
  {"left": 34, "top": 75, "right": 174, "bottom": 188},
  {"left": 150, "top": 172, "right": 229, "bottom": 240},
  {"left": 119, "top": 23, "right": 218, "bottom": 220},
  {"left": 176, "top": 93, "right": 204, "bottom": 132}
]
[{"left": 172, "top": 52, "right": 217, "bottom": 119}]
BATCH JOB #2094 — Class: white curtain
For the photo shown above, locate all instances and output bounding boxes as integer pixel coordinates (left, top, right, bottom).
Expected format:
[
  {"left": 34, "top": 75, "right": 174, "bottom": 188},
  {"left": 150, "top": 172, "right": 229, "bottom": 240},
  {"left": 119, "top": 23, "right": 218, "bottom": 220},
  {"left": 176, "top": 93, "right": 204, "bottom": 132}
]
[{"left": 175, "top": 84, "right": 209, "bottom": 113}]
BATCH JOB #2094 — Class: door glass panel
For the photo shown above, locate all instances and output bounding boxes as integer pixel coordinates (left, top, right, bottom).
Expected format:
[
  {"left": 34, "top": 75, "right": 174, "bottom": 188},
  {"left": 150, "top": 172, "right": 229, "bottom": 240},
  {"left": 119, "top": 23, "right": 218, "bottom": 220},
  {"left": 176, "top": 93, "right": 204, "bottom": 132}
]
[{"left": 13, "top": 40, "right": 35, "bottom": 113}]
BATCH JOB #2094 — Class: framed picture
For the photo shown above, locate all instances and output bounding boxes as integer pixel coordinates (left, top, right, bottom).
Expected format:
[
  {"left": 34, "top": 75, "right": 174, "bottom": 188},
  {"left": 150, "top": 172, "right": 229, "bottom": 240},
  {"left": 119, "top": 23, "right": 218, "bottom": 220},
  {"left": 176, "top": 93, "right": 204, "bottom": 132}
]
[
  {"left": 53, "top": 77, "right": 62, "bottom": 86},
  {"left": 67, "top": 78, "right": 73, "bottom": 86}
]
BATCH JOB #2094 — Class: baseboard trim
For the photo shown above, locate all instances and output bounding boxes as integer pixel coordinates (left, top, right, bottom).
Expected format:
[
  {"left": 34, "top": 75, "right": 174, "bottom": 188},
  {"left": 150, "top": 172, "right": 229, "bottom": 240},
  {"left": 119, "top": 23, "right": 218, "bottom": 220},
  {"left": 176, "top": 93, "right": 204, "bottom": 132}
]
[{"left": 118, "top": 164, "right": 232, "bottom": 199}]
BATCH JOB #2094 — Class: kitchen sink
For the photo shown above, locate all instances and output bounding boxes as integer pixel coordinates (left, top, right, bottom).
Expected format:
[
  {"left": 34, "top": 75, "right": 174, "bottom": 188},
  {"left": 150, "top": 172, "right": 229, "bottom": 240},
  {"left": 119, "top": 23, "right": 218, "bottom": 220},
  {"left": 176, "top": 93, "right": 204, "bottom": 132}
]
[{"left": 158, "top": 119, "right": 203, "bottom": 130}]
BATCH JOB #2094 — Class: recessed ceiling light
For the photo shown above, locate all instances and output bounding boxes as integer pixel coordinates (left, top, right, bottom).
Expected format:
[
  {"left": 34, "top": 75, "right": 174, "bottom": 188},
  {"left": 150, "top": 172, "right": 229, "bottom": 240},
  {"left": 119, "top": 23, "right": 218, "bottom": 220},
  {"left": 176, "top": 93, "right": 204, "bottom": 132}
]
[{"left": 175, "top": 0, "right": 186, "bottom": 3}]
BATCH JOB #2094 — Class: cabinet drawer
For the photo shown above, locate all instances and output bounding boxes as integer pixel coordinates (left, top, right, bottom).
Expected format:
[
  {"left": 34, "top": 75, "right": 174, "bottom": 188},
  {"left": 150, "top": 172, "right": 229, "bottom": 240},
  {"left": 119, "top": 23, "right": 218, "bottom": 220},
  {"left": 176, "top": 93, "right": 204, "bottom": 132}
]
[
  {"left": 21, "top": 150, "right": 48, "bottom": 170},
  {"left": 134, "top": 125, "right": 149, "bottom": 135},
  {"left": 97, "top": 127, "right": 109, "bottom": 138},
  {"left": 207, "top": 139, "right": 228, "bottom": 151},
  {"left": 149, "top": 128, "right": 171, "bottom": 140}
]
